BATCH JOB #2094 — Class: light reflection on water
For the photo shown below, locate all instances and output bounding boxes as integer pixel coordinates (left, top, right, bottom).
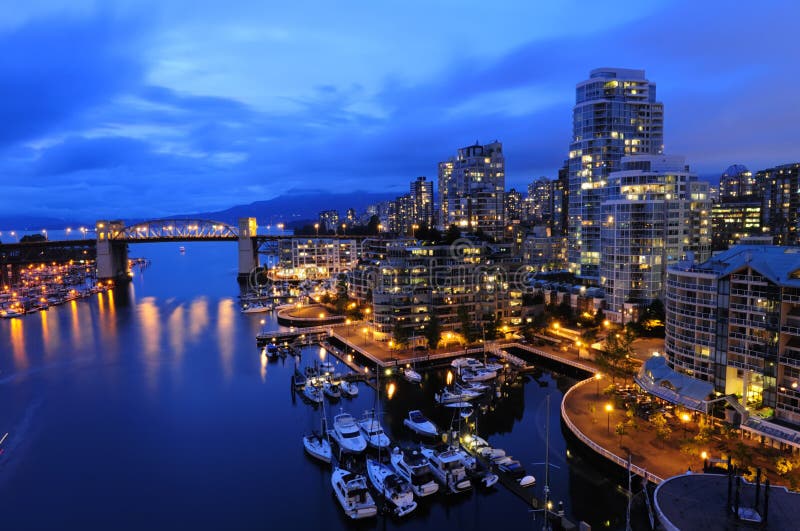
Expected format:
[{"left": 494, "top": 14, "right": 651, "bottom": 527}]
[
  {"left": 10, "top": 317, "right": 26, "bottom": 370},
  {"left": 216, "top": 298, "right": 235, "bottom": 381}
]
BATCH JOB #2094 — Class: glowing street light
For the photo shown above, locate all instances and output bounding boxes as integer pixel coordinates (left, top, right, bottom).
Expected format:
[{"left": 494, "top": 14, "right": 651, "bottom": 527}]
[
  {"left": 595, "top": 373, "right": 602, "bottom": 398},
  {"left": 605, "top": 403, "right": 613, "bottom": 435}
]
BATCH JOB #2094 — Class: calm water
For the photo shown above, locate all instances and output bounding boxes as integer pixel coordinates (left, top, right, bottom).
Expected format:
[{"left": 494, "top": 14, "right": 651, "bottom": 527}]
[{"left": 0, "top": 242, "right": 627, "bottom": 530}]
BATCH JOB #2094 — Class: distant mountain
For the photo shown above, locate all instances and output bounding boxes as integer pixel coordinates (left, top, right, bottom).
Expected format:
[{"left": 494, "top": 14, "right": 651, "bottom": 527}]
[
  {"left": 177, "top": 190, "right": 396, "bottom": 226},
  {"left": 0, "top": 215, "right": 89, "bottom": 231}
]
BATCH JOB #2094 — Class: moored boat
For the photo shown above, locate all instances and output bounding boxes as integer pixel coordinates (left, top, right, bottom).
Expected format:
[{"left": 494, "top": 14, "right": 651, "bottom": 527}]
[
  {"left": 339, "top": 380, "right": 359, "bottom": 397},
  {"left": 403, "top": 410, "right": 438, "bottom": 438},
  {"left": 329, "top": 412, "right": 367, "bottom": 454},
  {"left": 366, "top": 459, "right": 417, "bottom": 517},
  {"left": 390, "top": 447, "right": 439, "bottom": 497},
  {"left": 357, "top": 410, "right": 390, "bottom": 449},
  {"left": 420, "top": 446, "right": 472, "bottom": 493},
  {"left": 331, "top": 467, "right": 377, "bottom": 519}
]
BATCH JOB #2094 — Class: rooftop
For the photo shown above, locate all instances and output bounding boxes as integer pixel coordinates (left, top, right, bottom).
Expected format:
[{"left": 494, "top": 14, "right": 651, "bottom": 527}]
[{"left": 670, "top": 245, "right": 800, "bottom": 288}]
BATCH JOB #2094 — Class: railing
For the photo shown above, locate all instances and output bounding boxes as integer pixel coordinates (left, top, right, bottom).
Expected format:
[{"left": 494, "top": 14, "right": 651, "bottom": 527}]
[
  {"left": 504, "top": 342, "right": 596, "bottom": 374},
  {"left": 561, "top": 378, "right": 664, "bottom": 485}
]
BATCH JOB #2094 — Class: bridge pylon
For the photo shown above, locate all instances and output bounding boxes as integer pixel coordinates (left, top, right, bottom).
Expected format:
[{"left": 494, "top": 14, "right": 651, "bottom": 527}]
[
  {"left": 238, "top": 217, "right": 258, "bottom": 282},
  {"left": 96, "top": 220, "right": 130, "bottom": 280}
]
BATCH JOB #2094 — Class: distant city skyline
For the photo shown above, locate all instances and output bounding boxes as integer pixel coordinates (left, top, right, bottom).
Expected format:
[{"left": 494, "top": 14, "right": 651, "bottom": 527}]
[{"left": 1, "top": 1, "right": 799, "bottom": 219}]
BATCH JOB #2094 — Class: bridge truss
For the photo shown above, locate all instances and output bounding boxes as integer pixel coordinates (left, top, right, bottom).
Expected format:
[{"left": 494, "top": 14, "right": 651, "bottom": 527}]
[{"left": 115, "top": 219, "right": 239, "bottom": 242}]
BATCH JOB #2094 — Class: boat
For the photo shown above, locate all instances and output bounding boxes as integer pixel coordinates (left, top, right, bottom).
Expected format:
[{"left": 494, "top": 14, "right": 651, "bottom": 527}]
[
  {"left": 293, "top": 367, "right": 307, "bottom": 390},
  {"left": 302, "top": 383, "right": 323, "bottom": 404},
  {"left": 357, "top": 410, "right": 390, "bottom": 449},
  {"left": 403, "top": 410, "right": 438, "bottom": 438},
  {"left": 460, "top": 367, "right": 497, "bottom": 382},
  {"left": 496, "top": 457, "right": 535, "bottom": 487},
  {"left": 400, "top": 366, "right": 422, "bottom": 384},
  {"left": 179, "top": 246, "right": 186, "bottom": 254},
  {"left": 331, "top": 467, "right": 377, "bottom": 520},
  {"left": 460, "top": 381, "right": 491, "bottom": 394},
  {"left": 320, "top": 360, "right": 335, "bottom": 373},
  {"left": 443, "top": 401, "right": 472, "bottom": 409},
  {"left": 328, "top": 412, "right": 367, "bottom": 454},
  {"left": 434, "top": 388, "right": 477, "bottom": 405},
  {"left": 366, "top": 459, "right": 417, "bottom": 517},
  {"left": 241, "top": 303, "right": 272, "bottom": 314},
  {"left": 303, "top": 404, "right": 331, "bottom": 464},
  {"left": 390, "top": 447, "right": 439, "bottom": 497},
  {"left": 420, "top": 446, "right": 472, "bottom": 493},
  {"left": 339, "top": 380, "right": 358, "bottom": 397},
  {"left": 451, "top": 357, "right": 485, "bottom": 370},
  {"left": 453, "top": 383, "right": 482, "bottom": 399},
  {"left": 322, "top": 380, "right": 341, "bottom": 399},
  {"left": 266, "top": 343, "right": 280, "bottom": 358}
]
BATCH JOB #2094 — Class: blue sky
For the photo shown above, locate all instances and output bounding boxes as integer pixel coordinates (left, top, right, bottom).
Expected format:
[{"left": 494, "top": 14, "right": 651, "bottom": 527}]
[{"left": 1, "top": 0, "right": 798, "bottom": 220}]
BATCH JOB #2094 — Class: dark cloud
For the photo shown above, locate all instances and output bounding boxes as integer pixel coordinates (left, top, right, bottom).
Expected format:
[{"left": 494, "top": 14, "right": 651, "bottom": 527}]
[{"left": 0, "top": 1, "right": 799, "bottom": 220}]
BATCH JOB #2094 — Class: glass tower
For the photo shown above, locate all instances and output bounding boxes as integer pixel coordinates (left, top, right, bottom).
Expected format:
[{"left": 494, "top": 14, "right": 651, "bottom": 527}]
[{"left": 567, "top": 68, "right": 664, "bottom": 281}]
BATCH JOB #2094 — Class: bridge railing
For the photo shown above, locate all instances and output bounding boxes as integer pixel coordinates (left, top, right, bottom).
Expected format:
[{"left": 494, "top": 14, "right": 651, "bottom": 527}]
[{"left": 113, "top": 219, "right": 239, "bottom": 241}]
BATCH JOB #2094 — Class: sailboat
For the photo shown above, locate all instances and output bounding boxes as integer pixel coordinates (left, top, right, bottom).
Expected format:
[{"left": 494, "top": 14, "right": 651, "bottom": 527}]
[{"left": 303, "top": 396, "right": 331, "bottom": 463}]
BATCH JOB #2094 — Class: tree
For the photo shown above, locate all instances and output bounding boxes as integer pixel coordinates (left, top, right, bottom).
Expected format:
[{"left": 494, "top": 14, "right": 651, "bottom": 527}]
[
  {"left": 457, "top": 305, "right": 476, "bottom": 343},
  {"left": 334, "top": 273, "right": 349, "bottom": 313},
  {"left": 392, "top": 319, "right": 410, "bottom": 348},
  {"left": 651, "top": 412, "right": 672, "bottom": 444},
  {"left": 366, "top": 215, "right": 380, "bottom": 235},
  {"left": 615, "top": 421, "right": 626, "bottom": 448},
  {"left": 423, "top": 312, "right": 441, "bottom": 350},
  {"left": 443, "top": 224, "right": 461, "bottom": 245},
  {"left": 596, "top": 327, "right": 637, "bottom": 382}
]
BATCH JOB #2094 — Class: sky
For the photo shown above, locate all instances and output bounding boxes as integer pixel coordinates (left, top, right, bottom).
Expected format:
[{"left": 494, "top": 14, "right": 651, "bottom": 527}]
[{"left": 1, "top": 0, "right": 798, "bottom": 221}]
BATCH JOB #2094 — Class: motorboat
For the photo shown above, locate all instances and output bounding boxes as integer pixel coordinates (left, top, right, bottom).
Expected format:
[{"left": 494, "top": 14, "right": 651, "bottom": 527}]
[
  {"left": 331, "top": 467, "right": 377, "bottom": 519},
  {"left": 302, "top": 383, "right": 323, "bottom": 404},
  {"left": 453, "top": 383, "right": 482, "bottom": 400},
  {"left": 400, "top": 367, "right": 422, "bottom": 384},
  {"left": 459, "top": 381, "right": 491, "bottom": 394},
  {"left": 323, "top": 380, "right": 341, "bottom": 399},
  {"left": 451, "top": 357, "right": 485, "bottom": 370},
  {"left": 266, "top": 343, "right": 280, "bottom": 358},
  {"left": 329, "top": 412, "right": 367, "bottom": 454},
  {"left": 366, "top": 459, "right": 417, "bottom": 517},
  {"left": 390, "top": 447, "right": 439, "bottom": 497},
  {"left": 320, "top": 360, "right": 335, "bottom": 373},
  {"left": 339, "top": 380, "right": 359, "bottom": 397},
  {"left": 420, "top": 446, "right": 472, "bottom": 493},
  {"left": 434, "top": 388, "right": 477, "bottom": 405},
  {"left": 241, "top": 303, "right": 272, "bottom": 314},
  {"left": 357, "top": 410, "right": 390, "bottom": 449},
  {"left": 403, "top": 410, "right": 438, "bottom": 438},
  {"left": 179, "top": 246, "right": 186, "bottom": 254},
  {"left": 463, "top": 434, "right": 506, "bottom": 460},
  {"left": 496, "top": 457, "right": 535, "bottom": 487},
  {"left": 460, "top": 368, "right": 497, "bottom": 382}
]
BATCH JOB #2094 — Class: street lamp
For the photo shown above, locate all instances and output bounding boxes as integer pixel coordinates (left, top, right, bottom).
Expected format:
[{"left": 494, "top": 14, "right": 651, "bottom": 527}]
[
  {"left": 362, "top": 326, "right": 368, "bottom": 346},
  {"left": 412, "top": 224, "right": 419, "bottom": 238},
  {"left": 595, "top": 373, "right": 602, "bottom": 398},
  {"left": 681, "top": 412, "right": 691, "bottom": 440},
  {"left": 605, "top": 403, "right": 613, "bottom": 435},
  {"left": 314, "top": 223, "right": 319, "bottom": 237}
]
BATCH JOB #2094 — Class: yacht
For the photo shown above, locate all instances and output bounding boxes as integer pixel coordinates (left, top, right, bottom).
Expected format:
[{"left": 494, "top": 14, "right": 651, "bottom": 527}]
[
  {"left": 420, "top": 446, "right": 472, "bottom": 493},
  {"left": 303, "top": 432, "right": 331, "bottom": 463},
  {"left": 357, "top": 410, "right": 390, "bottom": 449},
  {"left": 366, "top": 459, "right": 417, "bottom": 517},
  {"left": 403, "top": 410, "right": 438, "bottom": 438},
  {"left": 460, "top": 367, "right": 497, "bottom": 382},
  {"left": 322, "top": 380, "right": 341, "bottom": 399},
  {"left": 266, "top": 343, "right": 280, "bottom": 358},
  {"left": 400, "top": 366, "right": 422, "bottom": 384},
  {"left": 390, "top": 448, "right": 439, "bottom": 497},
  {"left": 241, "top": 303, "right": 272, "bottom": 314},
  {"left": 452, "top": 357, "right": 504, "bottom": 373},
  {"left": 495, "top": 457, "right": 535, "bottom": 487},
  {"left": 331, "top": 467, "right": 377, "bottom": 520},
  {"left": 329, "top": 412, "right": 367, "bottom": 454},
  {"left": 302, "top": 382, "right": 323, "bottom": 404},
  {"left": 434, "top": 388, "right": 477, "bottom": 405},
  {"left": 459, "top": 381, "right": 491, "bottom": 394},
  {"left": 453, "top": 383, "right": 483, "bottom": 399},
  {"left": 339, "top": 380, "right": 359, "bottom": 398}
]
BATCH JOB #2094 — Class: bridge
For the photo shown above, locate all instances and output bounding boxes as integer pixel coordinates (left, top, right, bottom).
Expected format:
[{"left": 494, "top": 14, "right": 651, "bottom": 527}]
[{"left": 0, "top": 217, "right": 369, "bottom": 282}]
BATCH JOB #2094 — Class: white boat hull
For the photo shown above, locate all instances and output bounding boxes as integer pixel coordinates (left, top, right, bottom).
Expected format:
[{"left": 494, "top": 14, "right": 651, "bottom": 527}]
[{"left": 303, "top": 435, "right": 331, "bottom": 463}]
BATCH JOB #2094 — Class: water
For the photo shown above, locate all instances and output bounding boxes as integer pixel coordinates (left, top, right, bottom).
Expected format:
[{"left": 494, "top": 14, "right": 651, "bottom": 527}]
[{"left": 0, "top": 242, "right": 628, "bottom": 530}]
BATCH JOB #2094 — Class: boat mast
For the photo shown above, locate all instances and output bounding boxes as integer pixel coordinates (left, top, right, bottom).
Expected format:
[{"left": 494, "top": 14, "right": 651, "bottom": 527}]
[{"left": 544, "top": 393, "right": 551, "bottom": 531}]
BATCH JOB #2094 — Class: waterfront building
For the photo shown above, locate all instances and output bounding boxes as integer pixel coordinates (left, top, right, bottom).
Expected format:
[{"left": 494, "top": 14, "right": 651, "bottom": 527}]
[
  {"left": 318, "top": 210, "right": 340, "bottom": 233},
  {"left": 437, "top": 141, "right": 505, "bottom": 239},
  {"left": 665, "top": 245, "right": 800, "bottom": 431},
  {"left": 567, "top": 68, "right": 664, "bottom": 281},
  {"left": 275, "top": 238, "right": 358, "bottom": 279},
  {"left": 521, "top": 226, "right": 567, "bottom": 272},
  {"left": 758, "top": 162, "right": 800, "bottom": 245},
  {"left": 711, "top": 202, "right": 763, "bottom": 251},
  {"left": 387, "top": 194, "right": 414, "bottom": 235},
  {"left": 600, "top": 155, "right": 710, "bottom": 323},
  {"left": 386, "top": 176, "right": 435, "bottom": 236},
  {"left": 719, "top": 164, "right": 758, "bottom": 203},
  {"left": 349, "top": 237, "right": 521, "bottom": 345}
]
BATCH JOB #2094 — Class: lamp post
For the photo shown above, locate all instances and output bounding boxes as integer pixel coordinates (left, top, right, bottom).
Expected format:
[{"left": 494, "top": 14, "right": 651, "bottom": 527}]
[
  {"left": 314, "top": 223, "right": 319, "bottom": 237},
  {"left": 362, "top": 326, "right": 368, "bottom": 346},
  {"left": 595, "top": 373, "right": 602, "bottom": 399},
  {"left": 681, "top": 412, "right": 691, "bottom": 440},
  {"left": 605, "top": 403, "right": 613, "bottom": 435}
]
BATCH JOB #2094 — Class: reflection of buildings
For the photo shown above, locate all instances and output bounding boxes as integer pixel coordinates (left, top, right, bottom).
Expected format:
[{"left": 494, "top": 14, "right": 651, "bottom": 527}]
[{"left": 665, "top": 245, "right": 800, "bottom": 429}]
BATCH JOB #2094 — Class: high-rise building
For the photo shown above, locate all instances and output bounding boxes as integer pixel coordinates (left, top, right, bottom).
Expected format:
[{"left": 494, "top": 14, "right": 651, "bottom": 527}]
[
  {"left": 345, "top": 208, "right": 357, "bottom": 224},
  {"left": 410, "top": 176, "right": 434, "bottom": 229},
  {"left": 600, "top": 155, "right": 710, "bottom": 323},
  {"left": 437, "top": 141, "right": 505, "bottom": 239},
  {"left": 526, "top": 177, "right": 552, "bottom": 223},
  {"left": 553, "top": 163, "right": 569, "bottom": 237},
  {"left": 759, "top": 162, "right": 800, "bottom": 245},
  {"left": 505, "top": 188, "right": 524, "bottom": 222},
  {"left": 719, "top": 164, "right": 758, "bottom": 203},
  {"left": 711, "top": 202, "right": 763, "bottom": 251},
  {"left": 568, "top": 68, "right": 664, "bottom": 281},
  {"left": 318, "top": 210, "right": 339, "bottom": 233}
]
